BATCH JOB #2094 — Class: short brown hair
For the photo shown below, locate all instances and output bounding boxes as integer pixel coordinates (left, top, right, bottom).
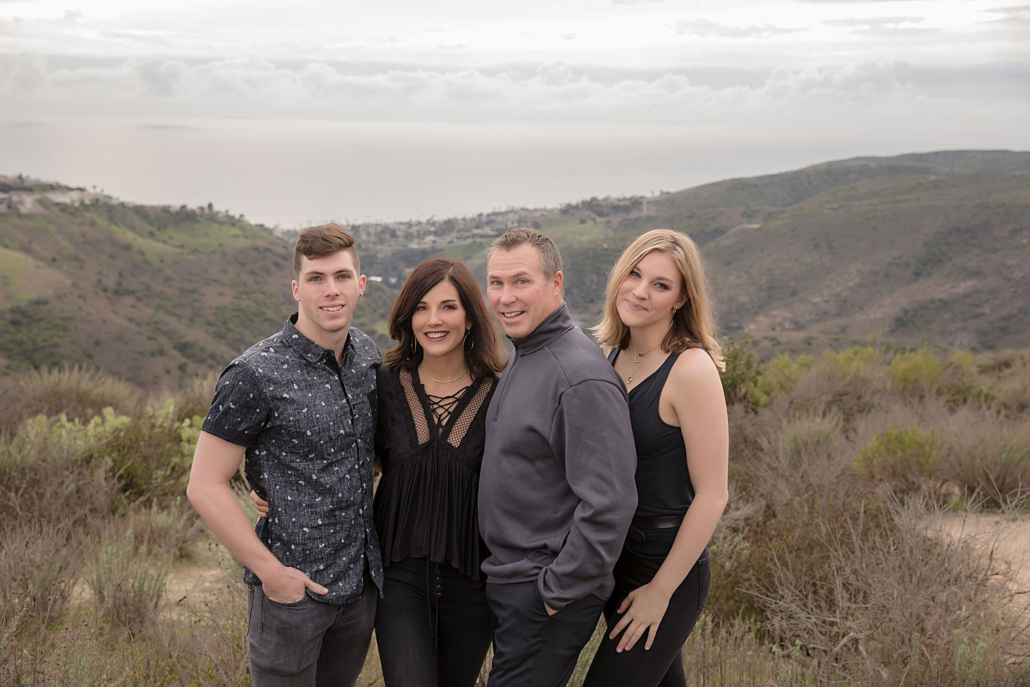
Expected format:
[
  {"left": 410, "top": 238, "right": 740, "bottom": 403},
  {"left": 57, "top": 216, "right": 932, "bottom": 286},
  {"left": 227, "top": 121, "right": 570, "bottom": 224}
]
[
  {"left": 384, "top": 258, "right": 504, "bottom": 381},
  {"left": 489, "top": 228, "right": 563, "bottom": 279},
  {"left": 293, "top": 223, "right": 359, "bottom": 278}
]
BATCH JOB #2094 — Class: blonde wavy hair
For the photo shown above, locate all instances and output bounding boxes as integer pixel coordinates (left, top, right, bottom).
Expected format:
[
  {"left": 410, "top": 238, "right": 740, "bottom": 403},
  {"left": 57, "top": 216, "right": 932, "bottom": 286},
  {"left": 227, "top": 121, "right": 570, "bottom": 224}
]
[{"left": 593, "top": 229, "right": 725, "bottom": 371}]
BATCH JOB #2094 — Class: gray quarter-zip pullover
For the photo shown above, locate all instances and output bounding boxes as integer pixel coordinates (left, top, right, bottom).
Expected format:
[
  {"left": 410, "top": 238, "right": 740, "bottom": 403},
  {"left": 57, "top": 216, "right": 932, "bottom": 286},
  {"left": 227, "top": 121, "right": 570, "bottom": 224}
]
[{"left": 478, "top": 304, "right": 637, "bottom": 610}]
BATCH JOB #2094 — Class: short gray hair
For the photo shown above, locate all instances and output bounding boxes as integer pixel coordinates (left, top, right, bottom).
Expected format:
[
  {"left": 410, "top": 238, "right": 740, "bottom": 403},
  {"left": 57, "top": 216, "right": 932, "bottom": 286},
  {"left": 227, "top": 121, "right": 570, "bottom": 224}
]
[{"left": 489, "top": 228, "right": 563, "bottom": 278}]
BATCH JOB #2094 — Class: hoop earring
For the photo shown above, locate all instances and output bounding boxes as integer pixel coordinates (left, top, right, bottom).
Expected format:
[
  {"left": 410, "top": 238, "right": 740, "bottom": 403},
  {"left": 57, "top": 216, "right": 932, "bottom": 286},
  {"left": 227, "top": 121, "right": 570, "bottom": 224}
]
[
  {"left": 410, "top": 336, "right": 418, "bottom": 357},
  {"left": 463, "top": 329, "right": 475, "bottom": 352}
]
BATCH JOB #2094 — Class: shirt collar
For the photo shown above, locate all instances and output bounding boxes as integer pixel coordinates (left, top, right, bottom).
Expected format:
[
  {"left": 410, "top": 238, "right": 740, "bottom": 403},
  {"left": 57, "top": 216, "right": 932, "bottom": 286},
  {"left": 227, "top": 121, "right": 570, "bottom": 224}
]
[
  {"left": 509, "top": 302, "right": 575, "bottom": 355},
  {"left": 282, "top": 314, "right": 336, "bottom": 364}
]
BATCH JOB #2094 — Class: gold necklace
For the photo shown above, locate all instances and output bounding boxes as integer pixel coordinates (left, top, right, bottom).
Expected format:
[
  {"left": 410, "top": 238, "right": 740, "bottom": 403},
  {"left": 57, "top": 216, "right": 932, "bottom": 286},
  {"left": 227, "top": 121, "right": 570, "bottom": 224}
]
[
  {"left": 625, "top": 344, "right": 661, "bottom": 385},
  {"left": 419, "top": 365, "right": 468, "bottom": 385}
]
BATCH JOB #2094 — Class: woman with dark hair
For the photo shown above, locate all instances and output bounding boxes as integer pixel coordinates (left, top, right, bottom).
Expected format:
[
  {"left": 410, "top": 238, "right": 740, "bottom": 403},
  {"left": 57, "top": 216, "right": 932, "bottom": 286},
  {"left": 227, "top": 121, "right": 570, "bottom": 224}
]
[
  {"left": 371, "top": 257, "right": 503, "bottom": 687},
  {"left": 254, "top": 257, "right": 504, "bottom": 686},
  {"left": 583, "top": 229, "right": 729, "bottom": 687}
]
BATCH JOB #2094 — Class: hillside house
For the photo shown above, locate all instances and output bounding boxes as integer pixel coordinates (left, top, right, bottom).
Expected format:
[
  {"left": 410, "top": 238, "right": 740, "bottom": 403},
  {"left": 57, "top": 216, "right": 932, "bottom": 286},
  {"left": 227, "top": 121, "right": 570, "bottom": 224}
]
[{"left": 0, "top": 193, "right": 10, "bottom": 213}]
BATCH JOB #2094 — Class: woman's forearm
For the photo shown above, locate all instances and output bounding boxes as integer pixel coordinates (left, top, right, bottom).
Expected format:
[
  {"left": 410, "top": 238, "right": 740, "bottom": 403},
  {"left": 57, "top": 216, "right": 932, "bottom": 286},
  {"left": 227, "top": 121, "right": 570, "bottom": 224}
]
[{"left": 648, "top": 490, "right": 727, "bottom": 597}]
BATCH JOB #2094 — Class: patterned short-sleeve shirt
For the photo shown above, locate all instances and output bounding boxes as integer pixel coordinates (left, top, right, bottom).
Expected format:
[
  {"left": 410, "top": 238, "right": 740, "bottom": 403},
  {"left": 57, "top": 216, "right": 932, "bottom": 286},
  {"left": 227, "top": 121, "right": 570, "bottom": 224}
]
[{"left": 202, "top": 315, "right": 383, "bottom": 605}]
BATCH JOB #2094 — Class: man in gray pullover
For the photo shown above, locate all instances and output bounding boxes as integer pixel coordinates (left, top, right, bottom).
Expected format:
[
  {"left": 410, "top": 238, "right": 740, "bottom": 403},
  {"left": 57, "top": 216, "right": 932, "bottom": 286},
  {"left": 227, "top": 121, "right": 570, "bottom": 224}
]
[{"left": 479, "top": 228, "right": 637, "bottom": 687}]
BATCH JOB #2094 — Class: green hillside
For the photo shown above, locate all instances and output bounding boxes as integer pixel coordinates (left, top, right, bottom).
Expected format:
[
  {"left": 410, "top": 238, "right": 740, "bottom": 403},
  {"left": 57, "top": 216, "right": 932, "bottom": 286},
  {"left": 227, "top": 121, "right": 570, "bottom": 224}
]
[
  {"left": 0, "top": 202, "right": 393, "bottom": 387},
  {"left": 2, "top": 150, "right": 1028, "bottom": 388},
  {"left": 540, "top": 150, "right": 1030, "bottom": 354}
]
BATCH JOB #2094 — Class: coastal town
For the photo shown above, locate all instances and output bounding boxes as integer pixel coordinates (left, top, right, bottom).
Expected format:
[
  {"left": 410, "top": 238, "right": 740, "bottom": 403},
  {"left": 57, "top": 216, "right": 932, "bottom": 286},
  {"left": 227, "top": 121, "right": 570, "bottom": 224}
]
[{"left": 1, "top": 173, "right": 646, "bottom": 286}]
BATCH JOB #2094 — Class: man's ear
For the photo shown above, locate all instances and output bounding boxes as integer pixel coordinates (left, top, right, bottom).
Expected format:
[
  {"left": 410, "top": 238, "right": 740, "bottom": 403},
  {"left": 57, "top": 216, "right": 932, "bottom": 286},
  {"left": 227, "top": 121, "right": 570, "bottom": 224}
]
[
  {"left": 291, "top": 280, "right": 300, "bottom": 302},
  {"left": 357, "top": 274, "right": 367, "bottom": 297},
  {"left": 552, "top": 270, "right": 564, "bottom": 299}
]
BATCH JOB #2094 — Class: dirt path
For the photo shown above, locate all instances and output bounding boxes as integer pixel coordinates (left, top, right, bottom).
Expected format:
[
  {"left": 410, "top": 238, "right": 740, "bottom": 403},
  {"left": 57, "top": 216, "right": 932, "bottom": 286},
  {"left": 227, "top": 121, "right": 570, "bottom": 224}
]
[{"left": 932, "top": 511, "right": 1030, "bottom": 591}]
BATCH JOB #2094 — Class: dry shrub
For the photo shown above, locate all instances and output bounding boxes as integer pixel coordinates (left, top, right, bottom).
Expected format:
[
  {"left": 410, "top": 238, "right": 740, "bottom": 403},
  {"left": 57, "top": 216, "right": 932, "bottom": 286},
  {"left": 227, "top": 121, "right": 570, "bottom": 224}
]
[
  {"left": 784, "top": 351, "right": 886, "bottom": 422},
  {"left": 0, "top": 365, "right": 139, "bottom": 435},
  {"left": 125, "top": 499, "right": 204, "bottom": 561},
  {"left": 0, "top": 567, "right": 250, "bottom": 686},
  {"left": 981, "top": 351, "right": 1030, "bottom": 414},
  {"left": 88, "top": 531, "right": 168, "bottom": 635},
  {"left": 166, "top": 370, "right": 219, "bottom": 421},
  {"left": 760, "top": 497, "right": 1028, "bottom": 685},
  {"left": 0, "top": 414, "right": 119, "bottom": 528},
  {"left": 0, "top": 522, "right": 83, "bottom": 629},
  {"left": 683, "top": 617, "right": 824, "bottom": 686},
  {"left": 751, "top": 412, "right": 863, "bottom": 512},
  {"left": 941, "top": 406, "right": 1030, "bottom": 505}
]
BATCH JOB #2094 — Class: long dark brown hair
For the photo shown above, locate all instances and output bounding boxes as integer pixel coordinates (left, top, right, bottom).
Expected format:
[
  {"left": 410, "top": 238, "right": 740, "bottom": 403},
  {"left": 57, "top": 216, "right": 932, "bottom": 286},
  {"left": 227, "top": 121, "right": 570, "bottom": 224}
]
[{"left": 384, "top": 258, "right": 504, "bottom": 381}]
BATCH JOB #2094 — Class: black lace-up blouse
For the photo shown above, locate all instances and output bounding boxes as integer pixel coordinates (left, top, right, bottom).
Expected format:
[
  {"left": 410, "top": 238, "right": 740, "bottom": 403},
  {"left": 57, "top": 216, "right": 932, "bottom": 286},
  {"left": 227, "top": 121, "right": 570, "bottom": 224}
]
[{"left": 373, "top": 365, "right": 496, "bottom": 580}]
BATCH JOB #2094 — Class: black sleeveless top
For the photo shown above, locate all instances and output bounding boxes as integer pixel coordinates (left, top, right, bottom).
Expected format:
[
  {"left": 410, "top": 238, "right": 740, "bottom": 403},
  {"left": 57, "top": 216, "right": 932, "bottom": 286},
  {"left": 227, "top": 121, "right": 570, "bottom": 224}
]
[
  {"left": 373, "top": 365, "right": 495, "bottom": 580},
  {"left": 608, "top": 348, "right": 695, "bottom": 519}
]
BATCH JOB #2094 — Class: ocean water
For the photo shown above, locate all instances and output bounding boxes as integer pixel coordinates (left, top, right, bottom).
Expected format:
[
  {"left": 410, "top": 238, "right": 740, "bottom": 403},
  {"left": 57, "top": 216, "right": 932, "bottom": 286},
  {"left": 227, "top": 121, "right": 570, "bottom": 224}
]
[{"left": 0, "top": 115, "right": 984, "bottom": 227}]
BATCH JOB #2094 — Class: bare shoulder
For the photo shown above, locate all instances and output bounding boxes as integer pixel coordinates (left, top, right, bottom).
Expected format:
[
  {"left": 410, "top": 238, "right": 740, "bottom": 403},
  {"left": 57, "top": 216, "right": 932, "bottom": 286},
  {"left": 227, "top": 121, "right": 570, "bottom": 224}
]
[{"left": 669, "top": 348, "right": 723, "bottom": 395}]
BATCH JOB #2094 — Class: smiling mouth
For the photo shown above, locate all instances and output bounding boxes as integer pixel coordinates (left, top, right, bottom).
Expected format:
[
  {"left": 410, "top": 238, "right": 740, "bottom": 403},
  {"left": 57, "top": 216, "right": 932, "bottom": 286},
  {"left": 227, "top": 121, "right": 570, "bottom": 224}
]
[
  {"left": 626, "top": 300, "right": 646, "bottom": 311},
  {"left": 425, "top": 332, "right": 449, "bottom": 340},
  {"left": 321, "top": 305, "right": 343, "bottom": 312},
  {"left": 501, "top": 311, "right": 524, "bottom": 319}
]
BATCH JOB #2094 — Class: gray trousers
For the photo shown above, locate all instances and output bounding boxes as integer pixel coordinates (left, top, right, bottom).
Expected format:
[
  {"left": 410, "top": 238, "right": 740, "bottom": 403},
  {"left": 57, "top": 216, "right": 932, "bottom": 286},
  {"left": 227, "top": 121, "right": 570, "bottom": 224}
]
[{"left": 247, "top": 578, "right": 377, "bottom": 687}]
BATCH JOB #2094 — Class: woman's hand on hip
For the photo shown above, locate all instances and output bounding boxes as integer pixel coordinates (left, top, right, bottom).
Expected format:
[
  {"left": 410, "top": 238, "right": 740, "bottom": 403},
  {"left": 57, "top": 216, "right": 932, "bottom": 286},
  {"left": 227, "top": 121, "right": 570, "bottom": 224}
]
[{"left": 608, "top": 583, "right": 671, "bottom": 652}]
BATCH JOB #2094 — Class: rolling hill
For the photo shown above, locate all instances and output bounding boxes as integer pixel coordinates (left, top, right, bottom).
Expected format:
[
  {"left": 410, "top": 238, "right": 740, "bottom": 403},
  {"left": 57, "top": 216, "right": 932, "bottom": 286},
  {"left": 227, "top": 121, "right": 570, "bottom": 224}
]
[
  {"left": 1, "top": 149, "right": 1027, "bottom": 388},
  {"left": 0, "top": 202, "right": 394, "bottom": 387}
]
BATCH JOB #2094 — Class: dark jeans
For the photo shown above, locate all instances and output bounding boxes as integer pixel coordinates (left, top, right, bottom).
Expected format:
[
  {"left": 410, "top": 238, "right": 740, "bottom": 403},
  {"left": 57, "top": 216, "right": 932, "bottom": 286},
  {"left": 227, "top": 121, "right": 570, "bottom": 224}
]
[
  {"left": 582, "top": 527, "right": 711, "bottom": 687},
  {"left": 486, "top": 579, "right": 607, "bottom": 687},
  {"left": 247, "top": 576, "right": 377, "bottom": 687},
  {"left": 375, "top": 557, "right": 494, "bottom": 687}
]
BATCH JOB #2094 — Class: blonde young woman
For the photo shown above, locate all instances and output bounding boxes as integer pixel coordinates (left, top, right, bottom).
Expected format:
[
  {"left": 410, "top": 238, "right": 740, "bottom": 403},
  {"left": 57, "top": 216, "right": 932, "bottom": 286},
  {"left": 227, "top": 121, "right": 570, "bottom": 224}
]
[{"left": 584, "top": 229, "right": 729, "bottom": 687}]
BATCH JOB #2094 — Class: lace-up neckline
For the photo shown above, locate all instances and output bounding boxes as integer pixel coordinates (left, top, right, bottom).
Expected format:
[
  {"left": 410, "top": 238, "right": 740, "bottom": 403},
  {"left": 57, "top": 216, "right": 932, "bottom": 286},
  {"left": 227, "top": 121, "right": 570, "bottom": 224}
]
[{"left": 425, "top": 386, "right": 470, "bottom": 427}]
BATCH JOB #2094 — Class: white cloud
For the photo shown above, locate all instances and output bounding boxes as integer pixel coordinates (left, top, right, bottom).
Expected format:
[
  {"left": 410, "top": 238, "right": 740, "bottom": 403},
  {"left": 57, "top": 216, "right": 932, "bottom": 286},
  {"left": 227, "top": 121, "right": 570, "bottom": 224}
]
[{"left": 675, "top": 19, "right": 805, "bottom": 37}]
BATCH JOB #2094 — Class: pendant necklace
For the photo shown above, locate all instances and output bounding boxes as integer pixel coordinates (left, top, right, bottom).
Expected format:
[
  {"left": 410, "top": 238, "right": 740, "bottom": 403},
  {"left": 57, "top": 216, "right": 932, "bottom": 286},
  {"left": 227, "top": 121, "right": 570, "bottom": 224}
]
[{"left": 625, "top": 344, "right": 661, "bottom": 385}]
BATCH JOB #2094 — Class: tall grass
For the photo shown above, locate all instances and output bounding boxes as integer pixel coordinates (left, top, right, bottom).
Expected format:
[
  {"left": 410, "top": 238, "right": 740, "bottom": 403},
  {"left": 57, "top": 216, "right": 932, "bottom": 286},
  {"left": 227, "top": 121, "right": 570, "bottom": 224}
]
[{"left": 2, "top": 353, "right": 1030, "bottom": 685}]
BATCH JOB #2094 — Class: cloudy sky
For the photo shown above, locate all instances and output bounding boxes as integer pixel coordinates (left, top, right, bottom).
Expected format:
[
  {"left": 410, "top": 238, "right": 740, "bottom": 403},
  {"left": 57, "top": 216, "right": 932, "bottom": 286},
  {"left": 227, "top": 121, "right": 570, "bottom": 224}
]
[{"left": 1, "top": 0, "right": 1028, "bottom": 225}]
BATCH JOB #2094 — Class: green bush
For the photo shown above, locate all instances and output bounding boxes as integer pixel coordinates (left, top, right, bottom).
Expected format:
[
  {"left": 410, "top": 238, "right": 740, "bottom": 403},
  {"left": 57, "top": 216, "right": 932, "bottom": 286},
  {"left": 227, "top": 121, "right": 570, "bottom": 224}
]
[
  {"left": 750, "top": 353, "right": 814, "bottom": 408},
  {"left": 890, "top": 348, "right": 943, "bottom": 394},
  {"left": 99, "top": 403, "right": 201, "bottom": 502},
  {"left": 721, "top": 338, "right": 761, "bottom": 405},
  {"left": 822, "top": 345, "right": 879, "bottom": 379},
  {"left": 855, "top": 425, "right": 943, "bottom": 494}
]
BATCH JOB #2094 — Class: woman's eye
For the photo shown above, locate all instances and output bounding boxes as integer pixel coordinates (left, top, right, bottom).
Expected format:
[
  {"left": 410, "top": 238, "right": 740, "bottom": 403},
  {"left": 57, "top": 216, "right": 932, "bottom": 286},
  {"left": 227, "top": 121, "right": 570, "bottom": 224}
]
[
  {"left": 655, "top": 283, "right": 669, "bottom": 291},
  {"left": 628, "top": 270, "right": 640, "bottom": 278}
]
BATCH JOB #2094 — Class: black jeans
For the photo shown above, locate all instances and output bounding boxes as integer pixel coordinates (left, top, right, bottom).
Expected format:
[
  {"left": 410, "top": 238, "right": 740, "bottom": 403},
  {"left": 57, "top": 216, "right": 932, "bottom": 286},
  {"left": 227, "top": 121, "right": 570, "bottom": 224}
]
[
  {"left": 486, "top": 579, "right": 607, "bottom": 687},
  {"left": 374, "top": 557, "right": 494, "bottom": 687},
  {"left": 247, "top": 575, "right": 377, "bottom": 687},
  {"left": 582, "top": 526, "right": 711, "bottom": 687}
]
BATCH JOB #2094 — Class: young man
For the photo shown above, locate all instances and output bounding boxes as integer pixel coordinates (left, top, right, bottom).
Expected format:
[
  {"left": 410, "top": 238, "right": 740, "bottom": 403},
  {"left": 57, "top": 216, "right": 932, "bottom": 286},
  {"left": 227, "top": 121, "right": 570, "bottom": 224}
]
[
  {"left": 187, "top": 223, "right": 382, "bottom": 687},
  {"left": 479, "top": 228, "right": 638, "bottom": 687}
]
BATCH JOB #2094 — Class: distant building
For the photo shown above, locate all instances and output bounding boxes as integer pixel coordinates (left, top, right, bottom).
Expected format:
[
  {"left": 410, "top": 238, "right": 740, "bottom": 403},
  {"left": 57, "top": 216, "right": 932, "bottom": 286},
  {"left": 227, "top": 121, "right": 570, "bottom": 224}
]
[
  {"left": 369, "top": 275, "right": 383, "bottom": 283},
  {"left": 0, "top": 193, "right": 10, "bottom": 213}
]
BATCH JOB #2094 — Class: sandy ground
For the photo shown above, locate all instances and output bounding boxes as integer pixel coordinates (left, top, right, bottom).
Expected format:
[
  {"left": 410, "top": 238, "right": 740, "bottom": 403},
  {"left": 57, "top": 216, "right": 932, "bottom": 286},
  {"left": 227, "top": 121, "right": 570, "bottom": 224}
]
[{"left": 932, "top": 511, "right": 1030, "bottom": 591}]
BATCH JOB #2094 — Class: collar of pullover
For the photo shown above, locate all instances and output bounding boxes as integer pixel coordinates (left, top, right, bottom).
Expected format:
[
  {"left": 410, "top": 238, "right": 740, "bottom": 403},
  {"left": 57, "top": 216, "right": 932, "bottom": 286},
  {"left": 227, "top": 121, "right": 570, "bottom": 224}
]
[{"left": 509, "top": 302, "right": 575, "bottom": 355}]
